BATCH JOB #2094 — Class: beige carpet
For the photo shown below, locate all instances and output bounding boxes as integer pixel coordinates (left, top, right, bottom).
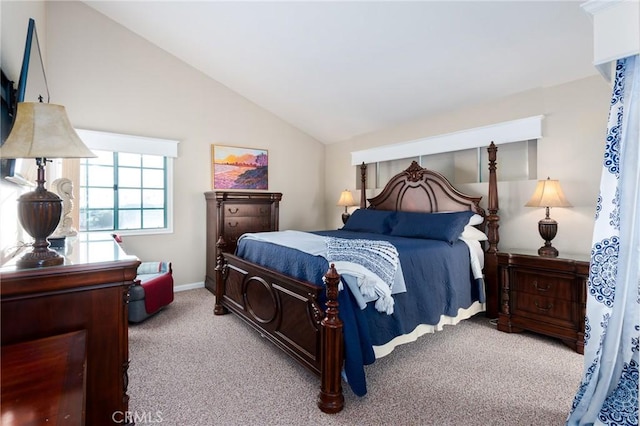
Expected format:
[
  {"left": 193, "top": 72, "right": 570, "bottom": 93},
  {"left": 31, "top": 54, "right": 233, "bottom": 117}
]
[{"left": 128, "top": 288, "right": 583, "bottom": 425}]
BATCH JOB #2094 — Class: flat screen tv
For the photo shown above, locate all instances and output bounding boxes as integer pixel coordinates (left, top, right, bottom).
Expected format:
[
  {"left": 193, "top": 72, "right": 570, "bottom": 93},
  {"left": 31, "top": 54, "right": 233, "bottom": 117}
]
[
  {"left": 0, "top": 69, "right": 17, "bottom": 179},
  {"left": 1, "top": 18, "right": 46, "bottom": 181}
]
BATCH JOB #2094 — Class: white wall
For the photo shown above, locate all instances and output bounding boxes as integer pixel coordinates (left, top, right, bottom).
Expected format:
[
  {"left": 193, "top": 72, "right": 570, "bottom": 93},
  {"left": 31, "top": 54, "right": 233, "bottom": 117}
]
[
  {"left": 1, "top": 1, "right": 326, "bottom": 286},
  {"left": 325, "top": 75, "right": 612, "bottom": 257}
]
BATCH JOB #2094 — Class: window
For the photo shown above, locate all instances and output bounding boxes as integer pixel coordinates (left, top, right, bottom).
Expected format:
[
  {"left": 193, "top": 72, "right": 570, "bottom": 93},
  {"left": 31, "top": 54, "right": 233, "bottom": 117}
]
[
  {"left": 352, "top": 116, "right": 542, "bottom": 188},
  {"left": 79, "top": 150, "right": 167, "bottom": 232},
  {"left": 358, "top": 140, "right": 537, "bottom": 189},
  {"left": 75, "top": 129, "right": 179, "bottom": 235}
]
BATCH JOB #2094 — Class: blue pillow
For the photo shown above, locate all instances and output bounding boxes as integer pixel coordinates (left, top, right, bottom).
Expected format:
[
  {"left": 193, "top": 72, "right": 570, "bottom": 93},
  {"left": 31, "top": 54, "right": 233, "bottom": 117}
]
[
  {"left": 342, "top": 209, "right": 396, "bottom": 234},
  {"left": 390, "top": 210, "right": 475, "bottom": 243}
]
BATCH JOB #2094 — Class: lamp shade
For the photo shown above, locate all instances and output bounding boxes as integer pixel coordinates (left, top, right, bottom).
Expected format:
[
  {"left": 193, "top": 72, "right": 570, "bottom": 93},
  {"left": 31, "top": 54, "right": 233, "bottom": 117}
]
[
  {"left": 525, "top": 177, "right": 572, "bottom": 208},
  {"left": 0, "top": 102, "right": 95, "bottom": 159},
  {"left": 336, "top": 190, "right": 355, "bottom": 207}
]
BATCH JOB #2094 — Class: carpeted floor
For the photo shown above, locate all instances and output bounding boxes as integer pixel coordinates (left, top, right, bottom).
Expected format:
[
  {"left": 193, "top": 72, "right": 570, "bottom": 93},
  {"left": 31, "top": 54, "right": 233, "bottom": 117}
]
[{"left": 128, "top": 288, "right": 583, "bottom": 425}]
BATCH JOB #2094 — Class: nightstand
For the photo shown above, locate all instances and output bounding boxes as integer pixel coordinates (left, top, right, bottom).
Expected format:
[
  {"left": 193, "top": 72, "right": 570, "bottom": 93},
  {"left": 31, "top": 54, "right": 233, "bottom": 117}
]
[{"left": 496, "top": 250, "right": 589, "bottom": 354}]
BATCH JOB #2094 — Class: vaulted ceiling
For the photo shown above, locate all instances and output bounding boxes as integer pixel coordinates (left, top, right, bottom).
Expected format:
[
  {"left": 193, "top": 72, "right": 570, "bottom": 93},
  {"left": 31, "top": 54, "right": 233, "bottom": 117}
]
[{"left": 84, "top": 1, "right": 596, "bottom": 144}]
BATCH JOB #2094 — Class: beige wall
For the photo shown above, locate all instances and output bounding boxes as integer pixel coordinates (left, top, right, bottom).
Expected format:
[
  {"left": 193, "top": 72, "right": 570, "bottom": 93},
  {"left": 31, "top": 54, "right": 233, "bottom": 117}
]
[
  {"left": 2, "top": 1, "right": 326, "bottom": 286},
  {"left": 0, "top": 1, "right": 47, "bottom": 79},
  {"left": 325, "top": 75, "right": 611, "bottom": 256}
]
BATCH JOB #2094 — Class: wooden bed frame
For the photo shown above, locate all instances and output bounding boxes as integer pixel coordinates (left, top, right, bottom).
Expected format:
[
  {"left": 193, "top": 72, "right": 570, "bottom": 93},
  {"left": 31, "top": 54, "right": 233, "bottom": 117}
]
[{"left": 214, "top": 142, "right": 500, "bottom": 413}]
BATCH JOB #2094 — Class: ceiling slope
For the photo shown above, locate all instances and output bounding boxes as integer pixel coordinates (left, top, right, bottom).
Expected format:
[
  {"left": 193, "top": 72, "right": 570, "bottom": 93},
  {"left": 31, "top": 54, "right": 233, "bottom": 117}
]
[{"left": 83, "top": 1, "right": 596, "bottom": 144}]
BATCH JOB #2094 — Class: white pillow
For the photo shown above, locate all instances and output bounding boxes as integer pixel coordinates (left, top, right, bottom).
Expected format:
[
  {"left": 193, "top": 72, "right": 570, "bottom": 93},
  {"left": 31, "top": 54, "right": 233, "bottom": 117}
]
[
  {"left": 460, "top": 225, "right": 488, "bottom": 241},
  {"left": 468, "top": 213, "right": 484, "bottom": 226}
]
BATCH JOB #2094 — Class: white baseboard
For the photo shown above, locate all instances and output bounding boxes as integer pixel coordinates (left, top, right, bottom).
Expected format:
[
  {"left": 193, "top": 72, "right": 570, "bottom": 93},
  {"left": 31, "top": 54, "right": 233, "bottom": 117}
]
[{"left": 174, "top": 281, "right": 205, "bottom": 292}]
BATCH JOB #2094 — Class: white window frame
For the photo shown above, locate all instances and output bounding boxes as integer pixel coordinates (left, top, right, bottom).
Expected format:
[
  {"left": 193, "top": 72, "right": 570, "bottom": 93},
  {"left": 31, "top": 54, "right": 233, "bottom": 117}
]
[{"left": 76, "top": 129, "right": 179, "bottom": 236}]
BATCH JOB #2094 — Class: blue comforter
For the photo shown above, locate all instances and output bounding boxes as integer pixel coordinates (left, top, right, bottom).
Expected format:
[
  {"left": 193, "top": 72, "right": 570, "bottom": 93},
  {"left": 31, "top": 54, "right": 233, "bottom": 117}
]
[{"left": 235, "top": 230, "right": 481, "bottom": 396}]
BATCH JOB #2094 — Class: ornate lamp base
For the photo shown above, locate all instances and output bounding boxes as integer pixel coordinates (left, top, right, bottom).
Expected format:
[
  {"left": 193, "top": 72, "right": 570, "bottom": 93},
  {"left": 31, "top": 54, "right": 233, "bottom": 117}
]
[
  {"left": 538, "top": 244, "right": 559, "bottom": 258},
  {"left": 537, "top": 216, "right": 559, "bottom": 258},
  {"left": 16, "top": 247, "right": 64, "bottom": 268},
  {"left": 341, "top": 212, "right": 351, "bottom": 224},
  {"left": 15, "top": 159, "right": 64, "bottom": 269}
]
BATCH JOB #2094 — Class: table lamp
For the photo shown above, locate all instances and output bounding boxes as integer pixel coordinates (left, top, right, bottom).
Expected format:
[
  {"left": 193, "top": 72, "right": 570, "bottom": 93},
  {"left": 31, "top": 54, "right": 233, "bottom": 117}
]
[
  {"left": 0, "top": 102, "right": 95, "bottom": 268},
  {"left": 336, "top": 190, "right": 356, "bottom": 224},
  {"left": 525, "top": 177, "right": 572, "bottom": 257}
]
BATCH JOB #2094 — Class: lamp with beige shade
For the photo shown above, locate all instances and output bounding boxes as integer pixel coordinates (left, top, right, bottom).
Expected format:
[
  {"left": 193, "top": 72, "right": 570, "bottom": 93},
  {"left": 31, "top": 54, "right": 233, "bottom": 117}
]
[
  {"left": 525, "top": 177, "right": 572, "bottom": 257},
  {"left": 336, "top": 189, "right": 356, "bottom": 224},
  {"left": 0, "top": 102, "right": 95, "bottom": 268}
]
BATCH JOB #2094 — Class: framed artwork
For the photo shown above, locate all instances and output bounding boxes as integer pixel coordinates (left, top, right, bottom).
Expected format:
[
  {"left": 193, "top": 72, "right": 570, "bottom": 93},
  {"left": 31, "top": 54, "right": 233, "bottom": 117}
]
[{"left": 211, "top": 145, "right": 268, "bottom": 190}]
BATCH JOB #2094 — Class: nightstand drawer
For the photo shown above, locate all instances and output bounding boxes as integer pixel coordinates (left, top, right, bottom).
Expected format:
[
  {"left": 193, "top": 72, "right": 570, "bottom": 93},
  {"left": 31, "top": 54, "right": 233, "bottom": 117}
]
[
  {"left": 223, "top": 203, "right": 272, "bottom": 217},
  {"left": 512, "top": 292, "right": 573, "bottom": 325},
  {"left": 512, "top": 270, "right": 573, "bottom": 301}
]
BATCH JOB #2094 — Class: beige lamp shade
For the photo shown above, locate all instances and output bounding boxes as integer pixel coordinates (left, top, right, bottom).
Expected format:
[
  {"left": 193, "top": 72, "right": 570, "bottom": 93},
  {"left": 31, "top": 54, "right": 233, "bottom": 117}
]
[
  {"left": 0, "top": 102, "right": 95, "bottom": 159},
  {"left": 525, "top": 177, "right": 572, "bottom": 208},
  {"left": 336, "top": 190, "right": 356, "bottom": 207}
]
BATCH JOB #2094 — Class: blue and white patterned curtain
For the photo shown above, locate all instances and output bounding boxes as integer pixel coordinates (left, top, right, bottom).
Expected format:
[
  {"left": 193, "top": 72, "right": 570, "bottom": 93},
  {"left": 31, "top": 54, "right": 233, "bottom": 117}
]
[{"left": 566, "top": 55, "right": 639, "bottom": 425}]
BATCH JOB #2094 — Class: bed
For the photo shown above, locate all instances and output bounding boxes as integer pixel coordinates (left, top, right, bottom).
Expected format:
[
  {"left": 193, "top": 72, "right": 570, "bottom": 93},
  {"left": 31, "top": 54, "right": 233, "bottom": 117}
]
[{"left": 213, "top": 143, "right": 501, "bottom": 413}]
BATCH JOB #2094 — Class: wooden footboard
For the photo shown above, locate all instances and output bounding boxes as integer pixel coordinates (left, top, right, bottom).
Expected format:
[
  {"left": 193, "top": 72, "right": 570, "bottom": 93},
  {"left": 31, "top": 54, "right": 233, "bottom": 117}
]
[{"left": 214, "top": 239, "right": 345, "bottom": 413}]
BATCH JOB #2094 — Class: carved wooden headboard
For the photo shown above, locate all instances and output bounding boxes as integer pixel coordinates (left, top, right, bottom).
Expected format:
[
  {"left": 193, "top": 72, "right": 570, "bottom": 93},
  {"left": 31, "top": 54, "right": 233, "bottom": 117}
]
[
  {"left": 360, "top": 161, "right": 485, "bottom": 217},
  {"left": 357, "top": 143, "right": 501, "bottom": 318}
]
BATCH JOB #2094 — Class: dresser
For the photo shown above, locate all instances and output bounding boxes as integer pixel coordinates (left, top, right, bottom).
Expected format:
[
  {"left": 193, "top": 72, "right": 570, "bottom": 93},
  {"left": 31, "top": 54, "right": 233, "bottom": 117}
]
[
  {"left": 1, "top": 235, "right": 139, "bottom": 425},
  {"left": 496, "top": 250, "right": 589, "bottom": 354},
  {"left": 204, "top": 191, "right": 282, "bottom": 292}
]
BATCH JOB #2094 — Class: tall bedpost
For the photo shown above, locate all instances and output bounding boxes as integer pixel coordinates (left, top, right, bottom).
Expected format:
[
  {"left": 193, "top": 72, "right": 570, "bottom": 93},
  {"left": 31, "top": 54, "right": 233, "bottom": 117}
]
[
  {"left": 360, "top": 162, "right": 367, "bottom": 208},
  {"left": 484, "top": 142, "right": 500, "bottom": 318},
  {"left": 214, "top": 236, "right": 229, "bottom": 315},
  {"left": 318, "top": 264, "right": 344, "bottom": 414},
  {"left": 486, "top": 142, "right": 500, "bottom": 253}
]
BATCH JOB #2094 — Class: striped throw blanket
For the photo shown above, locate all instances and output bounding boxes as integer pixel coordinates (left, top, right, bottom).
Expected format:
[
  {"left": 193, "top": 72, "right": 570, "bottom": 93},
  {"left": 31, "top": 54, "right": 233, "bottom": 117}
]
[{"left": 326, "top": 237, "right": 399, "bottom": 314}]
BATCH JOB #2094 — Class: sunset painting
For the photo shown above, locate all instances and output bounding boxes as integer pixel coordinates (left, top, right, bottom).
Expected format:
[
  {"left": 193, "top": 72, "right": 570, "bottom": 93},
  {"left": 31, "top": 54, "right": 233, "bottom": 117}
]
[{"left": 212, "top": 145, "right": 268, "bottom": 190}]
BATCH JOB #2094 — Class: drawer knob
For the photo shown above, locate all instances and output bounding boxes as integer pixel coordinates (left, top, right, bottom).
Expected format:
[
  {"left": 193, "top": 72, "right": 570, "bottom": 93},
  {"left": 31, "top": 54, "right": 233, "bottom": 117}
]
[
  {"left": 534, "top": 300, "right": 554, "bottom": 312},
  {"left": 227, "top": 222, "right": 239, "bottom": 228},
  {"left": 228, "top": 208, "right": 240, "bottom": 214},
  {"left": 532, "top": 280, "right": 551, "bottom": 292}
]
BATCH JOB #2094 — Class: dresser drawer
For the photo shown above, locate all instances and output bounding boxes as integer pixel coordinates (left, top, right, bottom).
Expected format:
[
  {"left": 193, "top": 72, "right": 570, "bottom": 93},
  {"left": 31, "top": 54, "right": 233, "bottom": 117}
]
[
  {"left": 512, "top": 269, "right": 573, "bottom": 301},
  {"left": 512, "top": 292, "right": 573, "bottom": 326},
  {"left": 222, "top": 216, "right": 273, "bottom": 244},
  {"left": 223, "top": 203, "right": 272, "bottom": 217}
]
